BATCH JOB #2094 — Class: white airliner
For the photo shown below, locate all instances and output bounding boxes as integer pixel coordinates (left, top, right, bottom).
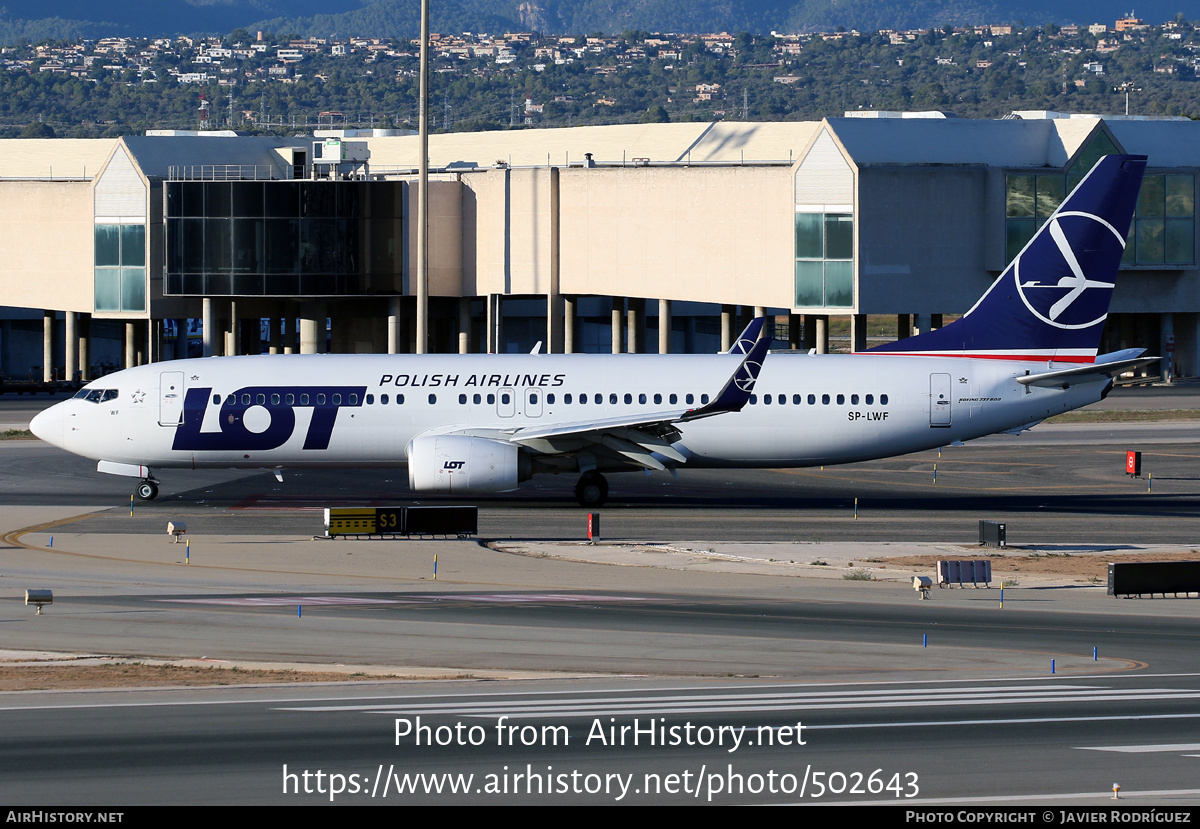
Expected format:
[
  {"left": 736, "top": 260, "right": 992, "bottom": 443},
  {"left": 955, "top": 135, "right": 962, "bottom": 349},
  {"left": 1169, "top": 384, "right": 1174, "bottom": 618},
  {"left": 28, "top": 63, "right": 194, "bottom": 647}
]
[{"left": 32, "top": 155, "right": 1154, "bottom": 507}]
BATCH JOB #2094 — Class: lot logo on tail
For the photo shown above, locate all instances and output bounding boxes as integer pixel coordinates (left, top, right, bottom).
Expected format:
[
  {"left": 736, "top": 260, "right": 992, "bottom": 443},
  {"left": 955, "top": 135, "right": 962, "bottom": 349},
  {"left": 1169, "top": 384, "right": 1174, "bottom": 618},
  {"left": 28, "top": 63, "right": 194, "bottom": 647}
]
[{"left": 1015, "top": 211, "right": 1124, "bottom": 330}]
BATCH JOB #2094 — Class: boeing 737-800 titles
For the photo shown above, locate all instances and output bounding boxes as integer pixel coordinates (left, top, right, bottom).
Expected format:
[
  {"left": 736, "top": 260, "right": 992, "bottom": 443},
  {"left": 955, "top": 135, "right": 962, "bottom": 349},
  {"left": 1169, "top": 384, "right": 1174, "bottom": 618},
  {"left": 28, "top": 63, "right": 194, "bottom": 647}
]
[{"left": 31, "top": 155, "right": 1154, "bottom": 507}]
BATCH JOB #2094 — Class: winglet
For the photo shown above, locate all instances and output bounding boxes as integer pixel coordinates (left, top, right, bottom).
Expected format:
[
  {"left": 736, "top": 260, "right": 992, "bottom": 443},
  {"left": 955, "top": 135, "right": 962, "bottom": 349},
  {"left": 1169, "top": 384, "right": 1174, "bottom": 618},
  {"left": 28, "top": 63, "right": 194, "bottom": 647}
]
[
  {"left": 686, "top": 322, "right": 772, "bottom": 420},
  {"left": 726, "top": 317, "right": 765, "bottom": 355}
]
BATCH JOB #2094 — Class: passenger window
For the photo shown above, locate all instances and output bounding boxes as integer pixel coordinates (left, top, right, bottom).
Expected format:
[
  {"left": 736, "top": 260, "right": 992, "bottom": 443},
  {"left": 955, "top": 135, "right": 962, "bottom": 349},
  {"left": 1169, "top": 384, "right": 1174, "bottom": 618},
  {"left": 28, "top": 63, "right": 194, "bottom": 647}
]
[
  {"left": 286, "top": 394, "right": 295, "bottom": 405},
  {"left": 459, "top": 394, "right": 467, "bottom": 404},
  {"left": 501, "top": 393, "right": 510, "bottom": 404},
  {"left": 750, "top": 394, "right": 758, "bottom": 404},
  {"left": 211, "top": 394, "right": 220, "bottom": 405},
  {"left": 836, "top": 394, "right": 845, "bottom": 405},
  {"left": 808, "top": 394, "right": 816, "bottom": 405},
  {"left": 349, "top": 394, "right": 358, "bottom": 405},
  {"left": 241, "top": 393, "right": 251, "bottom": 405},
  {"left": 610, "top": 394, "right": 618, "bottom": 405},
  {"left": 256, "top": 394, "right": 266, "bottom": 405},
  {"left": 670, "top": 394, "right": 678, "bottom": 405},
  {"left": 397, "top": 394, "right": 405, "bottom": 404},
  {"left": 317, "top": 394, "right": 326, "bottom": 405},
  {"left": 851, "top": 394, "right": 859, "bottom": 405},
  {"left": 701, "top": 394, "right": 709, "bottom": 404},
  {"left": 594, "top": 393, "right": 602, "bottom": 404},
  {"left": 866, "top": 394, "right": 874, "bottom": 405},
  {"left": 639, "top": 393, "right": 647, "bottom": 404},
  {"left": 332, "top": 394, "right": 342, "bottom": 406},
  {"left": 623, "top": 393, "right": 632, "bottom": 405},
  {"left": 822, "top": 394, "right": 830, "bottom": 405},
  {"left": 381, "top": 394, "right": 389, "bottom": 404},
  {"left": 579, "top": 394, "right": 586, "bottom": 405},
  {"left": 530, "top": 393, "right": 538, "bottom": 404},
  {"left": 547, "top": 394, "right": 555, "bottom": 404},
  {"left": 271, "top": 393, "right": 281, "bottom": 405},
  {"left": 365, "top": 394, "right": 373, "bottom": 405},
  {"left": 793, "top": 394, "right": 801, "bottom": 404},
  {"left": 300, "top": 394, "right": 310, "bottom": 405},
  {"left": 565, "top": 393, "right": 573, "bottom": 404},
  {"left": 881, "top": 394, "right": 889, "bottom": 405},
  {"left": 686, "top": 394, "right": 694, "bottom": 405},
  {"left": 487, "top": 394, "right": 495, "bottom": 404},
  {"left": 654, "top": 394, "right": 662, "bottom": 404},
  {"left": 473, "top": 394, "right": 481, "bottom": 404},
  {"left": 428, "top": 394, "right": 437, "bottom": 404}
]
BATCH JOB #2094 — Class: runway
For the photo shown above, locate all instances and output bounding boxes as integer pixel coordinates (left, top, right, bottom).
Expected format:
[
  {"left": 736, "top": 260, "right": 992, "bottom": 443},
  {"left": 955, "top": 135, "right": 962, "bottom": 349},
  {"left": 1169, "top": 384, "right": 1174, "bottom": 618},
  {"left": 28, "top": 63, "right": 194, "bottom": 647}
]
[{"left": 2, "top": 400, "right": 1200, "bottom": 805}]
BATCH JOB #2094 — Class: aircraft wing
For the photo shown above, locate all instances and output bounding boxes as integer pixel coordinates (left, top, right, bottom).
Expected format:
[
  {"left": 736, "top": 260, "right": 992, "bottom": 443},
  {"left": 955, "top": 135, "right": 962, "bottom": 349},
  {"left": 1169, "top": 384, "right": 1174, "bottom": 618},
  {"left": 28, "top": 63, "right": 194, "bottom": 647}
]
[
  {"left": 1017, "top": 350, "right": 1159, "bottom": 389},
  {"left": 421, "top": 320, "right": 772, "bottom": 472}
]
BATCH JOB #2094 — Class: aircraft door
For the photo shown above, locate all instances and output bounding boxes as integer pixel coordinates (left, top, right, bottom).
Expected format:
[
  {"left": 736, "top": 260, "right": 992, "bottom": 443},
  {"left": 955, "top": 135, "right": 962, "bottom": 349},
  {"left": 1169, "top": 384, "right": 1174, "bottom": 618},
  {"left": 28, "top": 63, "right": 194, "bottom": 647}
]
[
  {"left": 159, "top": 371, "right": 185, "bottom": 426},
  {"left": 497, "top": 388, "right": 515, "bottom": 418},
  {"left": 524, "top": 388, "right": 543, "bottom": 418},
  {"left": 930, "top": 373, "right": 952, "bottom": 427}
]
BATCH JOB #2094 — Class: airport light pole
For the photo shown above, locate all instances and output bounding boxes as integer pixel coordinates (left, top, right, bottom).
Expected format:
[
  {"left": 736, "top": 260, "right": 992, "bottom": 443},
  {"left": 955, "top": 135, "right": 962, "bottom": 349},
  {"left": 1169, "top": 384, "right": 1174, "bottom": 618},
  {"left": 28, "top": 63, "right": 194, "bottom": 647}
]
[{"left": 416, "top": 0, "right": 430, "bottom": 353}]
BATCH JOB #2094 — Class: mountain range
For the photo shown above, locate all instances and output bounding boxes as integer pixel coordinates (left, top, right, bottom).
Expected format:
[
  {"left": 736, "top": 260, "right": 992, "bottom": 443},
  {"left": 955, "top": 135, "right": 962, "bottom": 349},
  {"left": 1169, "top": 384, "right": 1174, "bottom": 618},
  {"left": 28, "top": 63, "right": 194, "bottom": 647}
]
[{"left": 0, "top": 0, "right": 1191, "bottom": 42}]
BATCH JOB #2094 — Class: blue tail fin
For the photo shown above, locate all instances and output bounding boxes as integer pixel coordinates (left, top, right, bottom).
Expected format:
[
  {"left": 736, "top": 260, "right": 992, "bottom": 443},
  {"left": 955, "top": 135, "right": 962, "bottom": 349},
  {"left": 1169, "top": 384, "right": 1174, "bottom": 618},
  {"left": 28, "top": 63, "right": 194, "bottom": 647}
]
[{"left": 869, "top": 154, "right": 1146, "bottom": 364}]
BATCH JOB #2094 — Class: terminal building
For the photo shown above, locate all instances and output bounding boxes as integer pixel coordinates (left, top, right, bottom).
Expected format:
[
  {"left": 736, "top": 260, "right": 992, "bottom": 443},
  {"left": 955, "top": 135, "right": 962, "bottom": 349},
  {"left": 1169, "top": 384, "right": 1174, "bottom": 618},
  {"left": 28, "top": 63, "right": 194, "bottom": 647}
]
[{"left": 0, "top": 112, "right": 1197, "bottom": 383}]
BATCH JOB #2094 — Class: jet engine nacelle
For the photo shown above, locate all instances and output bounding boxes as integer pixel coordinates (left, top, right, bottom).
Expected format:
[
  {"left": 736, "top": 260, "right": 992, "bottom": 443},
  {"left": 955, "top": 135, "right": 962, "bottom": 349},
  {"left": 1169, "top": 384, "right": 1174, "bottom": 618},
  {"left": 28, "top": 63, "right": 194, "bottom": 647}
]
[{"left": 407, "top": 434, "right": 528, "bottom": 493}]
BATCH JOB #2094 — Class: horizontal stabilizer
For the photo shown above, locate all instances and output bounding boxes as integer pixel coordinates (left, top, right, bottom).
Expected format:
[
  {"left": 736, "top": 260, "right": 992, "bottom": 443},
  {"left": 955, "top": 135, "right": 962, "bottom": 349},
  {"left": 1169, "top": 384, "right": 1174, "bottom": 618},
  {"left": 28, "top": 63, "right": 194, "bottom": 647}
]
[{"left": 1017, "top": 353, "right": 1158, "bottom": 388}]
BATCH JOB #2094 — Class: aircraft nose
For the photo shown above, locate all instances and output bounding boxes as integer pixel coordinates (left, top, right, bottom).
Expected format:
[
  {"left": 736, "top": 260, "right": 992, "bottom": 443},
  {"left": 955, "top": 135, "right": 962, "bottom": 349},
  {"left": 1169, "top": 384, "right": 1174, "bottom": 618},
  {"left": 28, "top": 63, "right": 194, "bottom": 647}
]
[{"left": 29, "top": 403, "right": 65, "bottom": 449}]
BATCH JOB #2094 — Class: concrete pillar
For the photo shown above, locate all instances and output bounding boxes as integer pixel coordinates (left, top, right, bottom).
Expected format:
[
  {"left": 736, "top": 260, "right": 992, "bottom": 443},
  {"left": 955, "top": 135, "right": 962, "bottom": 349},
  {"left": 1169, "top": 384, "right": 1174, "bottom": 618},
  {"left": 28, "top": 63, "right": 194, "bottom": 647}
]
[
  {"left": 897, "top": 314, "right": 911, "bottom": 341},
  {"left": 124, "top": 322, "right": 136, "bottom": 369},
  {"left": 487, "top": 294, "right": 503, "bottom": 354},
  {"left": 224, "top": 300, "right": 238, "bottom": 356},
  {"left": 267, "top": 317, "right": 280, "bottom": 355},
  {"left": 658, "top": 298, "right": 671, "bottom": 355},
  {"left": 1161, "top": 312, "right": 1175, "bottom": 383},
  {"left": 78, "top": 314, "right": 90, "bottom": 381},
  {"left": 611, "top": 298, "right": 623, "bottom": 354},
  {"left": 803, "top": 315, "right": 817, "bottom": 351},
  {"left": 388, "top": 296, "right": 402, "bottom": 355},
  {"left": 788, "top": 313, "right": 801, "bottom": 350},
  {"left": 850, "top": 314, "right": 867, "bottom": 353},
  {"left": 42, "top": 311, "right": 54, "bottom": 382},
  {"left": 202, "top": 297, "right": 218, "bottom": 357},
  {"left": 300, "top": 302, "right": 324, "bottom": 355},
  {"left": 564, "top": 295, "right": 577, "bottom": 354},
  {"left": 814, "top": 315, "right": 829, "bottom": 354},
  {"left": 174, "top": 318, "right": 189, "bottom": 360},
  {"left": 151, "top": 318, "right": 163, "bottom": 364},
  {"left": 720, "top": 304, "right": 735, "bottom": 352},
  {"left": 626, "top": 297, "right": 644, "bottom": 354},
  {"left": 64, "top": 312, "right": 77, "bottom": 382},
  {"left": 458, "top": 298, "right": 471, "bottom": 354}
]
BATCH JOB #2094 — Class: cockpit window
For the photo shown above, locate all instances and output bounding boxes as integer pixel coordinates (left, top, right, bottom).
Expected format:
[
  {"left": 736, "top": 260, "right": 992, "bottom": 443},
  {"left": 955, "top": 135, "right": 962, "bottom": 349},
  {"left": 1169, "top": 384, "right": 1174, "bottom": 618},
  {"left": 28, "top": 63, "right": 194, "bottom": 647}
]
[{"left": 77, "top": 389, "right": 118, "bottom": 404}]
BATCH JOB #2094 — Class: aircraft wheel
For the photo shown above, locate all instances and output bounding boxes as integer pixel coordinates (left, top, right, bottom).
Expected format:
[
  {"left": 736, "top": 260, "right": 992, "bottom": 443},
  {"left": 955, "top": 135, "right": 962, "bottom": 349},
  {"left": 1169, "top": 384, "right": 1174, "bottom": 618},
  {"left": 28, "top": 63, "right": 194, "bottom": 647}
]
[
  {"left": 574, "top": 472, "right": 608, "bottom": 508},
  {"left": 136, "top": 480, "right": 159, "bottom": 501}
]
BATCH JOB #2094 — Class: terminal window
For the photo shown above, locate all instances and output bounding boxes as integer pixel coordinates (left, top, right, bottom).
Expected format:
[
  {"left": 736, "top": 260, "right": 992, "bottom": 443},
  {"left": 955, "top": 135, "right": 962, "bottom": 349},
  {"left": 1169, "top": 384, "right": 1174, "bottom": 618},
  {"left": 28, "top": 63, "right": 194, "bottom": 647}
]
[
  {"left": 794, "top": 212, "right": 853, "bottom": 309},
  {"left": 94, "top": 223, "right": 146, "bottom": 313}
]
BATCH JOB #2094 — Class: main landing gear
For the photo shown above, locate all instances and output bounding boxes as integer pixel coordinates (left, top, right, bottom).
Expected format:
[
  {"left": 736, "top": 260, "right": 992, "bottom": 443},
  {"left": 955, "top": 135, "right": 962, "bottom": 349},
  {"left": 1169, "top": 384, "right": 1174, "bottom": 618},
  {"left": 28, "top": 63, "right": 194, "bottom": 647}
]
[
  {"left": 574, "top": 471, "right": 608, "bottom": 508},
  {"left": 136, "top": 479, "right": 159, "bottom": 501}
]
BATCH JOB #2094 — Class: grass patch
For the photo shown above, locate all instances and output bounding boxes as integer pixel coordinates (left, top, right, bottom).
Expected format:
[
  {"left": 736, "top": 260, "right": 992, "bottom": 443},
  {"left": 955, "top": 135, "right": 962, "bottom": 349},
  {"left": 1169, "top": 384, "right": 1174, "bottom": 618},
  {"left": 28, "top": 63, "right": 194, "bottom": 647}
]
[
  {"left": 843, "top": 569, "right": 875, "bottom": 581},
  {"left": 1044, "top": 409, "right": 1200, "bottom": 424},
  {"left": 0, "top": 429, "right": 34, "bottom": 440}
]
